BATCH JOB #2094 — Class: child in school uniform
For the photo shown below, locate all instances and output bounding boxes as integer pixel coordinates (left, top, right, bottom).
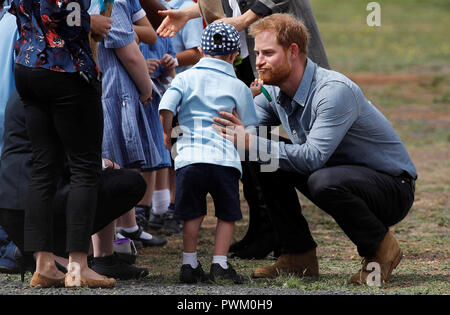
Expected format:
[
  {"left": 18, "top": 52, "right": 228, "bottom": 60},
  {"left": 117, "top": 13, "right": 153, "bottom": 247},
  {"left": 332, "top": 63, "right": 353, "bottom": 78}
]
[
  {"left": 97, "top": 0, "right": 170, "bottom": 247},
  {"left": 159, "top": 22, "right": 259, "bottom": 284},
  {"left": 137, "top": 35, "right": 182, "bottom": 235}
]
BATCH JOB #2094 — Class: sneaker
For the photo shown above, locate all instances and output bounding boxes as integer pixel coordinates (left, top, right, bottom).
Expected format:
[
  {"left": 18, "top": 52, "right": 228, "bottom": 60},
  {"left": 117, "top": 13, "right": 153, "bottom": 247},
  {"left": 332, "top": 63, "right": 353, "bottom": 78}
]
[
  {"left": 120, "top": 225, "right": 168, "bottom": 247},
  {"left": 160, "top": 210, "right": 183, "bottom": 235},
  {"left": 179, "top": 262, "right": 209, "bottom": 284},
  {"left": 210, "top": 263, "right": 246, "bottom": 284},
  {"left": 92, "top": 254, "right": 149, "bottom": 280}
]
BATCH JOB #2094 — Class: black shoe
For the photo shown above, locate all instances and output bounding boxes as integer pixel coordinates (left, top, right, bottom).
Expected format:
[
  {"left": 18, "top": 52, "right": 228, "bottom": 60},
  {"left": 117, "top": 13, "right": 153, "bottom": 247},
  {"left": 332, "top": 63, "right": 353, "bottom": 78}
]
[
  {"left": 179, "top": 262, "right": 209, "bottom": 284},
  {"left": 148, "top": 210, "right": 165, "bottom": 231},
  {"left": 114, "top": 252, "right": 137, "bottom": 265},
  {"left": 92, "top": 254, "right": 149, "bottom": 280},
  {"left": 120, "top": 226, "right": 168, "bottom": 247},
  {"left": 209, "top": 263, "right": 245, "bottom": 284},
  {"left": 13, "top": 248, "right": 35, "bottom": 282},
  {"left": 160, "top": 211, "right": 182, "bottom": 235}
]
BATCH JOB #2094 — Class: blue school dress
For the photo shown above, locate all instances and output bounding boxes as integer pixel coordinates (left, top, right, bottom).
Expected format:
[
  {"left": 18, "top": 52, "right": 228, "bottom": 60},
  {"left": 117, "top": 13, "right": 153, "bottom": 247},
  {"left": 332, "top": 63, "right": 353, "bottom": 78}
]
[
  {"left": 97, "top": 0, "right": 161, "bottom": 169},
  {"left": 139, "top": 36, "right": 176, "bottom": 170}
]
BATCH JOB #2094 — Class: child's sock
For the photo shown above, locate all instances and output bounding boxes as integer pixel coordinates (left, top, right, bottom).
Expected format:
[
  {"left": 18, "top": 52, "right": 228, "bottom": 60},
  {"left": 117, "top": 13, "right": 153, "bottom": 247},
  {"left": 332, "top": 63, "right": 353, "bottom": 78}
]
[
  {"left": 183, "top": 252, "right": 198, "bottom": 269},
  {"left": 152, "top": 189, "right": 171, "bottom": 215},
  {"left": 212, "top": 255, "right": 228, "bottom": 269},
  {"left": 122, "top": 225, "right": 153, "bottom": 240}
]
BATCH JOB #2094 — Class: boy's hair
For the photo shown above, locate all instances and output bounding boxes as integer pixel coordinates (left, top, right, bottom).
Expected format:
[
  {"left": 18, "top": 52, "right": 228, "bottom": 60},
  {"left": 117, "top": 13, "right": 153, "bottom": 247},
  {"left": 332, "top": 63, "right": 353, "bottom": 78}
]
[{"left": 249, "top": 13, "right": 309, "bottom": 56}]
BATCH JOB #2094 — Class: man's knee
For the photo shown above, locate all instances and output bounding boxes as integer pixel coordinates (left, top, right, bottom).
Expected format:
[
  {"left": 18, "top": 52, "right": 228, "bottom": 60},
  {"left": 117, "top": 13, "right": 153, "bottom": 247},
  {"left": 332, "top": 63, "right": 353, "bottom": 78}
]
[{"left": 307, "top": 168, "right": 345, "bottom": 200}]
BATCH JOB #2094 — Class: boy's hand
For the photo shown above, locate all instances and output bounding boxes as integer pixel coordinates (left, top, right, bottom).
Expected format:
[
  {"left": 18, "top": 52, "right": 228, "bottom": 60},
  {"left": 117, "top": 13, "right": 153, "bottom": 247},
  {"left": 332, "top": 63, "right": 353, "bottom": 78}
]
[
  {"left": 146, "top": 58, "right": 160, "bottom": 74},
  {"left": 250, "top": 78, "right": 264, "bottom": 98},
  {"left": 163, "top": 131, "right": 172, "bottom": 151}
]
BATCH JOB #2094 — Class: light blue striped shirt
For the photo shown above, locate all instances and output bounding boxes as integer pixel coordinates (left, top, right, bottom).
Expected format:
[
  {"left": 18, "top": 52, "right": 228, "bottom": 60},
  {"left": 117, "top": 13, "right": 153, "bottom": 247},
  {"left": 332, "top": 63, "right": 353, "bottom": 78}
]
[{"left": 252, "top": 58, "right": 418, "bottom": 178}]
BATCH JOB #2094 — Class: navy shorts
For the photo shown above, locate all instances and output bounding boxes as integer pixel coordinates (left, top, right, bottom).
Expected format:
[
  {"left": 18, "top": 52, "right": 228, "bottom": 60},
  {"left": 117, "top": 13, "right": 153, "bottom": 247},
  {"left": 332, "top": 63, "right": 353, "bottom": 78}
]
[{"left": 174, "top": 163, "right": 242, "bottom": 222}]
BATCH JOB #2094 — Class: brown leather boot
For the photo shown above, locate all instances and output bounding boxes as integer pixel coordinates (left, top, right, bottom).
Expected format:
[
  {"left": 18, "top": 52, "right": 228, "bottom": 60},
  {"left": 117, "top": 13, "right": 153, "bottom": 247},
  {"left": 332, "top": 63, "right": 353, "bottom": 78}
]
[
  {"left": 349, "top": 231, "right": 403, "bottom": 286},
  {"left": 252, "top": 249, "right": 319, "bottom": 278}
]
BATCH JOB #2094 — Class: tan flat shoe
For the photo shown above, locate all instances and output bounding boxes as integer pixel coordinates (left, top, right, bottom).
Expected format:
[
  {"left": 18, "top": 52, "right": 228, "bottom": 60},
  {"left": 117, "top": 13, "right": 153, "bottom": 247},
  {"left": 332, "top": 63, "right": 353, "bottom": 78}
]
[
  {"left": 30, "top": 272, "right": 65, "bottom": 288},
  {"left": 64, "top": 272, "right": 116, "bottom": 288}
]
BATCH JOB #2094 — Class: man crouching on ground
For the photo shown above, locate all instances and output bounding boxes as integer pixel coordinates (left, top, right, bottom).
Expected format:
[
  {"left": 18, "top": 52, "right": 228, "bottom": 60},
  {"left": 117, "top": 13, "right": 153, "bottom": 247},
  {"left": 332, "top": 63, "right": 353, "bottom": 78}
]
[{"left": 212, "top": 13, "right": 417, "bottom": 286}]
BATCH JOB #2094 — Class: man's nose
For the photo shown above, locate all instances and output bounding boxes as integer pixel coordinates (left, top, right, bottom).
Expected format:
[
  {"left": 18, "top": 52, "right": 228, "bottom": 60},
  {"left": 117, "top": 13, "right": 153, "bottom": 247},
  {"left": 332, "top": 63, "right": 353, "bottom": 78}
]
[{"left": 256, "top": 55, "right": 264, "bottom": 68}]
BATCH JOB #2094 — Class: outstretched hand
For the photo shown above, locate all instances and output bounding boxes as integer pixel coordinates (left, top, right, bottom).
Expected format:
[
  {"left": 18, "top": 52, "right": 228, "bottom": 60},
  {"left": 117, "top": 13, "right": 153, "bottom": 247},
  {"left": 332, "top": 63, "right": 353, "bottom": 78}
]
[
  {"left": 212, "top": 109, "right": 252, "bottom": 151},
  {"left": 156, "top": 9, "right": 189, "bottom": 38}
]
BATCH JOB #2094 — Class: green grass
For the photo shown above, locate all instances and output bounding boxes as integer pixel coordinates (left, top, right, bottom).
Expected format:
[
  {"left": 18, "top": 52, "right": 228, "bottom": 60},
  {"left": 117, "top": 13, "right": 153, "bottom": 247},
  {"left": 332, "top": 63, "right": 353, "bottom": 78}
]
[{"left": 311, "top": 0, "right": 450, "bottom": 74}]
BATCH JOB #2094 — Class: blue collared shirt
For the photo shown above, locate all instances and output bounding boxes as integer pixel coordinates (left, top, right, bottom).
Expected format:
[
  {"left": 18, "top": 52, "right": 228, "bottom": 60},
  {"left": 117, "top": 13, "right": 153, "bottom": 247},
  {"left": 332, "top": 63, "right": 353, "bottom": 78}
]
[
  {"left": 159, "top": 57, "right": 259, "bottom": 175},
  {"left": 253, "top": 58, "right": 418, "bottom": 178}
]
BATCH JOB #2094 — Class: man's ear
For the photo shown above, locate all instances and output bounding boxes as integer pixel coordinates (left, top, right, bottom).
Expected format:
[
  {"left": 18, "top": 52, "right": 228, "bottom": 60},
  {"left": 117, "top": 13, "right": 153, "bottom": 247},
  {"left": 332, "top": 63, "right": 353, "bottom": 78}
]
[{"left": 288, "top": 43, "right": 300, "bottom": 60}]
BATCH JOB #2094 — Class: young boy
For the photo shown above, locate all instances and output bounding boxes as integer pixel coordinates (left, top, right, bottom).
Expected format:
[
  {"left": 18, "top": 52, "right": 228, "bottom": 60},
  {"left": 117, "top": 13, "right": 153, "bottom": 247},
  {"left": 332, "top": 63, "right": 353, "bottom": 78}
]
[{"left": 159, "top": 22, "right": 258, "bottom": 284}]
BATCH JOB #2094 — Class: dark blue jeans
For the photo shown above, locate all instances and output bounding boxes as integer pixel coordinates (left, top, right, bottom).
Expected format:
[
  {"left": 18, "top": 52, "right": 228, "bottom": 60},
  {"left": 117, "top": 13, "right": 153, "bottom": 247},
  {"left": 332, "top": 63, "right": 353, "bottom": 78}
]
[
  {"left": 257, "top": 165, "right": 415, "bottom": 257},
  {"left": 14, "top": 65, "right": 103, "bottom": 254}
]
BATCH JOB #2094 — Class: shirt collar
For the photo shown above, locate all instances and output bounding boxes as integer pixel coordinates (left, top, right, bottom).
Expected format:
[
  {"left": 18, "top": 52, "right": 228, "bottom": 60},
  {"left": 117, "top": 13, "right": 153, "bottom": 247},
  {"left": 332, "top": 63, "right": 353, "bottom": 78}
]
[
  {"left": 193, "top": 57, "right": 237, "bottom": 78},
  {"left": 277, "top": 57, "right": 316, "bottom": 109}
]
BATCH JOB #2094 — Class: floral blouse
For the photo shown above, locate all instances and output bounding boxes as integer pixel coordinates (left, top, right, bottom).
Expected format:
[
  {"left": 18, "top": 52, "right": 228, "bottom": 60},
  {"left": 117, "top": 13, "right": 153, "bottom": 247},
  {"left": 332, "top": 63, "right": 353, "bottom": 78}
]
[{"left": 10, "top": 0, "right": 99, "bottom": 79}]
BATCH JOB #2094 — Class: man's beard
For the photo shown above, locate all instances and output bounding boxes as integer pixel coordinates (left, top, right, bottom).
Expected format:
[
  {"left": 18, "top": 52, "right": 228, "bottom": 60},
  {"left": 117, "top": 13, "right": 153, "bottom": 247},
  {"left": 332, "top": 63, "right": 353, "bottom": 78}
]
[{"left": 258, "top": 55, "right": 291, "bottom": 86}]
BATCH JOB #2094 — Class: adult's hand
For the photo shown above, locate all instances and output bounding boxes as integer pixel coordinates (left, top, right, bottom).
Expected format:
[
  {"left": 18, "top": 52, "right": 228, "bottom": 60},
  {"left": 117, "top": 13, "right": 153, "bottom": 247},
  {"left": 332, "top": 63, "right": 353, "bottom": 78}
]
[
  {"left": 102, "top": 158, "right": 120, "bottom": 170},
  {"left": 212, "top": 109, "right": 252, "bottom": 151},
  {"left": 90, "top": 14, "right": 113, "bottom": 39},
  {"left": 217, "top": 9, "right": 261, "bottom": 32},
  {"left": 156, "top": 3, "right": 200, "bottom": 38},
  {"left": 156, "top": 9, "right": 190, "bottom": 38}
]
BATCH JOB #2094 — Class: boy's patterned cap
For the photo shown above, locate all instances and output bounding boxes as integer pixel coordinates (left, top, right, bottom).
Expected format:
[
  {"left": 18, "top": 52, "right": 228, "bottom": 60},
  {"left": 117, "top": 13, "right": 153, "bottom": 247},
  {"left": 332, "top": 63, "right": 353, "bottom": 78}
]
[{"left": 201, "top": 22, "right": 240, "bottom": 56}]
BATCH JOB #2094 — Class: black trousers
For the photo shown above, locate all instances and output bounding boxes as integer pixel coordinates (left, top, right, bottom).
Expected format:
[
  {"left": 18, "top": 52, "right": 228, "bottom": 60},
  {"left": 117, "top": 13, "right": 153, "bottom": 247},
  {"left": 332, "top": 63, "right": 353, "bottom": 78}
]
[
  {"left": 0, "top": 168, "right": 146, "bottom": 258},
  {"left": 14, "top": 65, "right": 104, "bottom": 254},
  {"left": 257, "top": 165, "right": 415, "bottom": 257}
]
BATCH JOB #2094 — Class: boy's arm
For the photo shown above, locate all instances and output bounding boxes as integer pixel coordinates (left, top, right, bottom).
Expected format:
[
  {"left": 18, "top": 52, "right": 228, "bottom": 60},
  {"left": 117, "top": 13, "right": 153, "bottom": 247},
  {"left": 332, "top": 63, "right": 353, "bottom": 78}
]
[
  {"left": 115, "top": 41, "right": 153, "bottom": 104},
  {"left": 159, "top": 109, "right": 174, "bottom": 150},
  {"left": 159, "top": 76, "right": 185, "bottom": 148}
]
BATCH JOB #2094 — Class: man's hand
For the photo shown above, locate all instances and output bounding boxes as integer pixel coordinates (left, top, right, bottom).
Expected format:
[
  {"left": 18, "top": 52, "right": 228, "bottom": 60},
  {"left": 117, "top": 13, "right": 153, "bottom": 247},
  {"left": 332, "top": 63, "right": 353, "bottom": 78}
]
[
  {"left": 90, "top": 14, "right": 113, "bottom": 39},
  {"left": 212, "top": 109, "right": 252, "bottom": 151},
  {"left": 146, "top": 58, "right": 160, "bottom": 74},
  {"left": 217, "top": 9, "right": 261, "bottom": 32}
]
